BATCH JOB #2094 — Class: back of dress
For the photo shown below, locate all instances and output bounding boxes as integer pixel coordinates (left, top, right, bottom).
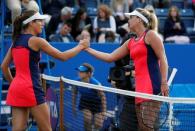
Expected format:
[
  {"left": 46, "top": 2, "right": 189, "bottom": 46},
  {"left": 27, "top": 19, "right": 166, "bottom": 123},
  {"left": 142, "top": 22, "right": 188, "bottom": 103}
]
[{"left": 6, "top": 34, "right": 45, "bottom": 107}]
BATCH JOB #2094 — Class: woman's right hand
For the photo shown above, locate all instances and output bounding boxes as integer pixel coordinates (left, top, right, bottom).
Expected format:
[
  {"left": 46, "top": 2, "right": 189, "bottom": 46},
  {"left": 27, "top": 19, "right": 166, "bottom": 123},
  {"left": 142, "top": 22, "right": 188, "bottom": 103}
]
[{"left": 78, "top": 39, "right": 90, "bottom": 50}]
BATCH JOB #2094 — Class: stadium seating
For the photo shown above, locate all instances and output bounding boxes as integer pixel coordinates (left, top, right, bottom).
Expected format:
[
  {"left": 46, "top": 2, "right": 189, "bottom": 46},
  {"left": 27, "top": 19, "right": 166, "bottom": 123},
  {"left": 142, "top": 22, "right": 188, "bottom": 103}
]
[
  {"left": 155, "top": 8, "right": 168, "bottom": 17},
  {"left": 85, "top": 0, "right": 98, "bottom": 8},
  {"left": 102, "top": 0, "right": 111, "bottom": 5},
  {"left": 158, "top": 17, "right": 166, "bottom": 34},
  {"left": 183, "top": 17, "right": 194, "bottom": 28},
  {"left": 171, "top": 0, "right": 184, "bottom": 8},
  {"left": 180, "top": 9, "right": 194, "bottom": 17}
]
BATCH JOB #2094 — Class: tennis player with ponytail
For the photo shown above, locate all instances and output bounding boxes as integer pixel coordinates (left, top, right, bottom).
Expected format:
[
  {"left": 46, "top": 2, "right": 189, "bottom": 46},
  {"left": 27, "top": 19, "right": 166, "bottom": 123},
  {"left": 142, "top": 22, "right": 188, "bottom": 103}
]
[
  {"left": 85, "top": 8, "right": 168, "bottom": 130},
  {"left": 1, "top": 10, "right": 88, "bottom": 131}
]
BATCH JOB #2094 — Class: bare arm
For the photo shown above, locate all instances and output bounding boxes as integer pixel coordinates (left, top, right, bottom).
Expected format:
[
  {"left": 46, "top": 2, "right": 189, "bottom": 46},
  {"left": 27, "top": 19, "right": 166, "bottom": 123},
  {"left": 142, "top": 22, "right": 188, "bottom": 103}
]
[
  {"left": 29, "top": 37, "right": 88, "bottom": 61},
  {"left": 145, "top": 31, "right": 169, "bottom": 96},
  {"left": 1, "top": 47, "right": 13, "bottom": 83},
  {"left": 85, "top": 39, "right": 130, "bottom": 62}
]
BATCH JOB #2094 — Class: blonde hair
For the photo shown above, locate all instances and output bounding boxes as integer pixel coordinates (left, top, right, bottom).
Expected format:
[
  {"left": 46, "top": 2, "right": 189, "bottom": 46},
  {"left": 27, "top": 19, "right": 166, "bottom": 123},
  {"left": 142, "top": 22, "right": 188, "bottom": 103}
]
[{"left": 136, "top": 8, "right": 158, "bottom": 32}]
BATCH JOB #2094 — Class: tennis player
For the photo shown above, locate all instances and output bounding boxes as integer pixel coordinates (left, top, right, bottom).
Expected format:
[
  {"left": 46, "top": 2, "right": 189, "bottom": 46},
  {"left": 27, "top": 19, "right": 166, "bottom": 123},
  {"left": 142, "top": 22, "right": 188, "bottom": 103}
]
[
  {"left": 85, "top": 8, "right": 168, "bottom": 131},
  {"left": 1, "top": 10, "right": 88, "bottom": 131}
]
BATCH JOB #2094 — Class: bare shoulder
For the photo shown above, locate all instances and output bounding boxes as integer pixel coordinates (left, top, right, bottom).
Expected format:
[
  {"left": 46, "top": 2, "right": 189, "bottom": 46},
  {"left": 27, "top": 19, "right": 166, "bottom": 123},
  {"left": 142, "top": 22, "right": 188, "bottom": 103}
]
[
  {"left": 145, "top": 30, "right": 162, "bottom": 44},
  {"left": 146, "top": 30, "right": 158, "bottom": 38},
  {"left": 29, "top": 36, "right": 49, "bottom": 47},
  {"left": 29, "top": 36, "right": 46, "bottom": 43},
  {"left": 28, "top": 36, "right": 48, "bottom": 51}
]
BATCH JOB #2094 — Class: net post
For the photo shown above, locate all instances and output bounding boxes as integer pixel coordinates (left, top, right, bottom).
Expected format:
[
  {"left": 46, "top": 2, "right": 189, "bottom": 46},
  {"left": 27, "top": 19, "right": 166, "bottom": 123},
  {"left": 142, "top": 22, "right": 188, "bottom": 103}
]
[{"left": 59, "top": 79, "right": 64, "bottom": 131}]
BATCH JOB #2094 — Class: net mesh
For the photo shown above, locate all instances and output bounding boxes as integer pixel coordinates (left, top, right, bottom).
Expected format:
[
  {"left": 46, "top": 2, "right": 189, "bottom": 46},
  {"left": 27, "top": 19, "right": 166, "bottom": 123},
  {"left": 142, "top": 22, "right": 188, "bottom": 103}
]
[
  {"left": 43, "top": 76, "right": 60, "bottom": 131},
  {"left": 42, "top": 74, "right": 195, "bottom": 131}
]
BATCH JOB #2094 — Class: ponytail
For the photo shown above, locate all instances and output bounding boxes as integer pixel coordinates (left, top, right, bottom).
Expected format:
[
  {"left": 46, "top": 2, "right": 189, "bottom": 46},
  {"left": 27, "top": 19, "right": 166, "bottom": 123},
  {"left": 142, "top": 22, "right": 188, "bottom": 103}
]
[
  {"left": 12, "top": 10, "right": 36, "bottom": 43},
  {"left": 136, "top": 8, "right": 158, "bottom": 32},
  {"left": 148, "top": 12, "right": 158, "bottom": 32},
  {"left": 12, "top": 16, "right": 23, "bottom": 43}
]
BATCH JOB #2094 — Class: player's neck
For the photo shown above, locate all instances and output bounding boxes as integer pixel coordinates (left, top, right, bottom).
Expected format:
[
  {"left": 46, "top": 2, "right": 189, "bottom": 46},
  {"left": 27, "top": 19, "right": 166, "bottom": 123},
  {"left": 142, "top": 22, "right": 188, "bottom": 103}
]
[
  {"left": 22, "top": 28, "right": 37, "bottom": 36},
  {"left": 135, "top": 27, "right": 146, "bottom": 38}
]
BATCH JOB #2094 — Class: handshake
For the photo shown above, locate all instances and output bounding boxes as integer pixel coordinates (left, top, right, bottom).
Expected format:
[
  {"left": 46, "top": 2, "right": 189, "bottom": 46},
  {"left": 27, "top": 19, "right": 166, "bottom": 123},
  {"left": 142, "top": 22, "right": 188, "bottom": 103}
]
[{"left": 78, "top": 38, "right": 90, "bottom": 50}]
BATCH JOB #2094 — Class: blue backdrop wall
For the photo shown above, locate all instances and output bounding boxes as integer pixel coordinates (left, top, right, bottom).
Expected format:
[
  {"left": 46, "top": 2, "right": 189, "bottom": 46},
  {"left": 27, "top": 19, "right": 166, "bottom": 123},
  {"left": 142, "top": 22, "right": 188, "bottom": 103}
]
[{"left": 47, "top": 43, "right": 195, "bottom": 86}]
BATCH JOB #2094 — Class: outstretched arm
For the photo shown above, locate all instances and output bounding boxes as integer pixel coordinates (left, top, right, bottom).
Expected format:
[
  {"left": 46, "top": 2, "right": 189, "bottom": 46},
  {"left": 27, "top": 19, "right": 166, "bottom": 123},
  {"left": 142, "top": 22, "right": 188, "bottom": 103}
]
[
  {"left": 28, "top": 37, "right": 89, "bottom": 61},
  {"left": 85, "top": 39, "right": 130, "bottom": 62},
  {"left": 1, "top": 47, "right": 13, "bottom": 83}
]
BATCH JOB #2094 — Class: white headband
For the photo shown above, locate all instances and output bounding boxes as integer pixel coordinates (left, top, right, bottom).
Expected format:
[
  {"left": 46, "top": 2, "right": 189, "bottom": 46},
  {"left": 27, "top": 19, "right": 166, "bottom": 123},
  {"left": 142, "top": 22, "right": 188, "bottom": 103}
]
[
  {"left": 23, "top": 12, "right": 48, "bottom": 25},
  {"left": 125, "top": 10, "right": 149, "bottom": 24}
]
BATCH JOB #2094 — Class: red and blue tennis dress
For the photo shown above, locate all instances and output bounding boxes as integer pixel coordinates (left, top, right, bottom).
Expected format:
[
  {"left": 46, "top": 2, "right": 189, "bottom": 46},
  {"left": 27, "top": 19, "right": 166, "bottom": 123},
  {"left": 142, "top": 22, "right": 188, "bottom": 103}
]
[
  {"left": 6, "top": 34, "right": 45, "bottom": 107},
  {"left": 128, "top": 31, "right": 161, "bottom": 104}
]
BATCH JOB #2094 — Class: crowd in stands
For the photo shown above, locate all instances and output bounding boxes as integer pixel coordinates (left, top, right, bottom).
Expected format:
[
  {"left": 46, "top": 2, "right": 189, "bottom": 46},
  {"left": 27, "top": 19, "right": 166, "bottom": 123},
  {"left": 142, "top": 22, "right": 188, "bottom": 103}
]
[
  {"left": 4, "top": 0, "right": 195, "bottom": 43},
  {"left": 164, "top": 5, "right": 190, "bottom": 43}
]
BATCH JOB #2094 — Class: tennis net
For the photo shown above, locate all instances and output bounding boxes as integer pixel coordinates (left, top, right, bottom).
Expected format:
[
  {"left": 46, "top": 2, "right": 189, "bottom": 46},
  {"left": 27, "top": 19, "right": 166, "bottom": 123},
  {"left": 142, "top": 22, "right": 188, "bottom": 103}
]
[{"left": 42, "top": 74, "right": 195, "bottom": 131}]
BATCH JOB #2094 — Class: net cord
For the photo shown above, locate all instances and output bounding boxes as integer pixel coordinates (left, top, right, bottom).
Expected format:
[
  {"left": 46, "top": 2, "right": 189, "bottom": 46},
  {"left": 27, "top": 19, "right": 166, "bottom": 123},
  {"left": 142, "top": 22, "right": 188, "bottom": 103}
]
[{"left": 41, "top": 74, "right": 195, "bottom": 104}]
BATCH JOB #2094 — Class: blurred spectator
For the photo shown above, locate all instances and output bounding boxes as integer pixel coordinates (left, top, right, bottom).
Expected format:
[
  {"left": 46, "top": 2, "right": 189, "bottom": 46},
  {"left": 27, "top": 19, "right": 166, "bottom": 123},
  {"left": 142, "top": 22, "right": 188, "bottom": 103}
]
[
  {"left": 110, "top": 0, "right": 129, "bottom": 39},
  {"left": 46, "top": 6, "right": 72, "bottom": 40},
  {"left": 163, "top": 6, "right": 190, "bottom": 44},
  {"left": 49, "top": 20, "right": 74, "bottom": 42},
  {"left": 110, "top": 0, "right": 129, "bottom": 13},
  {"left": 6, "top": 0, "right": 39, "bottom": 24},
  {"left": 71, "top": 8, "right": 93, "bottom": 40},
  {"left": 152, "top": 0, "right": 171, "bottom": 8},
  {"left": 117, "top": 23, "right": 130, "bottom": 40},
  {"left": 93, "top": 4, "right": 117, "bottom": 42},
  {"left": 105, "top": 31, "right": 117, "bottom": 42},
  {"left": 131, "top": 0, "right": 153, "bottom": 9},
  {"left": 41, "top": 0, "right": 66, "bottom": 15},
  {"left": 56, "top": 7, "right": 73, "bottom": 33},
  {"left": 76, "top": 30, "right": 93, "bottom": 42}
]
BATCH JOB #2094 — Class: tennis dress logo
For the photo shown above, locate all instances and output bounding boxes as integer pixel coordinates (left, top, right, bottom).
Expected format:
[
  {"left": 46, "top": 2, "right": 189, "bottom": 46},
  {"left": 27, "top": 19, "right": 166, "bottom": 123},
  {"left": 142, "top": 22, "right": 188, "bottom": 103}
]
[{"left": 48, "top": 101, "right": 58, "bottom": 118}]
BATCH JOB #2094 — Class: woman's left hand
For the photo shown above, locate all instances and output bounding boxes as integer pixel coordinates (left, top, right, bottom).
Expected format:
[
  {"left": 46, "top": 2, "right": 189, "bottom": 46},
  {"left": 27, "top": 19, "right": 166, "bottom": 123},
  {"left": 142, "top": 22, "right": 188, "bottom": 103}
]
[{"left": 161, "top": 84, "right": 169, "bottom": 96}]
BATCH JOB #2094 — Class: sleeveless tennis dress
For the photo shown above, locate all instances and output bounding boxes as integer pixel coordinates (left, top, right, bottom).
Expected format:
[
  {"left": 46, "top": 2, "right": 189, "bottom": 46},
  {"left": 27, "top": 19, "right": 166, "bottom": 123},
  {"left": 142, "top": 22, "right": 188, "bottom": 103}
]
[
  {"left": 128, "top": 31, "right": 161, "bottom": 104},
  {"left": 6, "top": 34, "right": 45, "bottom": 107}
]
